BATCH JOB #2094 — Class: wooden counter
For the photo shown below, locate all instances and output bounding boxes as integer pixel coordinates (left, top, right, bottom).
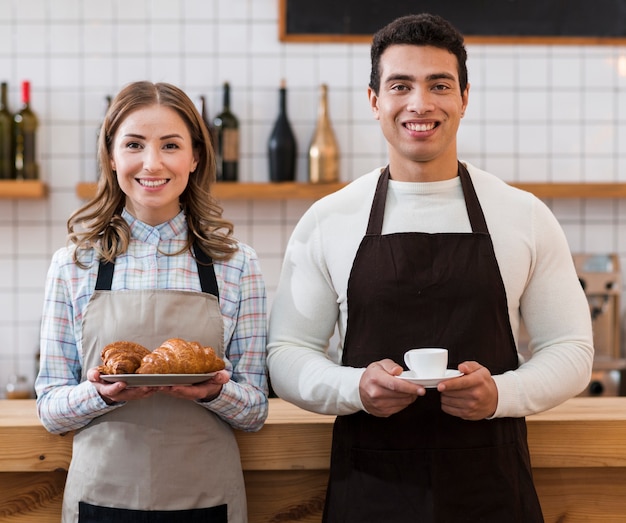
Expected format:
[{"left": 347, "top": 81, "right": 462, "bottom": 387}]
[{"left": 2, "top": 397, "right": 626, "bottom": 522}]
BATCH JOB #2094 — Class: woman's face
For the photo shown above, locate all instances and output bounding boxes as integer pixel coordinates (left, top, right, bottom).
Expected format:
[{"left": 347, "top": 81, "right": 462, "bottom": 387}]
[{"left": 110, "top": 104, "right": 199, "bottom": 226}]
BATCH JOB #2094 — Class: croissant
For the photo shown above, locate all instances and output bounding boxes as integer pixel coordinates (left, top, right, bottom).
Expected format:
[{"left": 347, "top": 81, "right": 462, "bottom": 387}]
[
  {"left": 97, "top": 341, "right": 151, "bottom": 375},
  {"left": 136, "top": 338, "right": 225, "bottom": 374}
]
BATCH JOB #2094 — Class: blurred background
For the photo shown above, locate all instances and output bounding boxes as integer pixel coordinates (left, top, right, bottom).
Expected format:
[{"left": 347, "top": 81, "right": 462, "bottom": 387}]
[{"left": 0, "top": 0, "right": 625, "bottom": 393}]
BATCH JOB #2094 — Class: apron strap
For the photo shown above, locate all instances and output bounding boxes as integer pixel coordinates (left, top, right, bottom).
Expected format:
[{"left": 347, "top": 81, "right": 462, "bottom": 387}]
[
  {"left": 192, "top": 242, "right": 220, "bottom": 300},
  {"left": 95, "top": 258, "right": 114, "bottom": 291},
  {"left": 457, "top": 162, "right": 489, "bottom": 234},
  {"left": 94, "top": 241, "right": 220, "bottom": 300},
  {"left": 366, "top": 163, "right": 490, "bottom": 236},
  {"left": 365, "top": 166, "right": 390, "bottom": 236}
]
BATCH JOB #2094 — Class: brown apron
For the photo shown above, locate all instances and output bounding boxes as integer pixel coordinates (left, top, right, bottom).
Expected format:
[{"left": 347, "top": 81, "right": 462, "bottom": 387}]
[
  {"left": 62, "top": 245, "right": 247, "bottom": 523},
  {"left": 323, "top": 164, "right": 543, "bottom": 522}
]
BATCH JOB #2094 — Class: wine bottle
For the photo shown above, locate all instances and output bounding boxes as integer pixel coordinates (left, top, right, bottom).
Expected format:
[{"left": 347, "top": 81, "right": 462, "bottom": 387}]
[
  {"left": 308, "top": 84, "right": 339, "bottom": 184},
  {"left": 268, "top": 79, "right": 297, "bottom": 182},
  {"left": 13, "top": 80, "right": 39, "bottom": 180},
  {"left": 199, "top": 95, "right": 217, "bottom": 150},
  {"left": 96, "top": 95, "right": 111, "bottom": 178},
  {"left": 0, "top": 82, "right": 14, "bottom": 179},
  {"left": 213, "top": 82, "right": 239, "bottom": 182}
]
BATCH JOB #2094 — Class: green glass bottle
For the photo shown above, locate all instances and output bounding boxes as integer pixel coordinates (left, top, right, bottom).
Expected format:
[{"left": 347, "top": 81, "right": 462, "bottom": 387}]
[
  {"left": 13, "top": 80, "right": 39, "bottom": 180},
  {"left": 0, "top": 82, "right": 14, "bottom": 179}
]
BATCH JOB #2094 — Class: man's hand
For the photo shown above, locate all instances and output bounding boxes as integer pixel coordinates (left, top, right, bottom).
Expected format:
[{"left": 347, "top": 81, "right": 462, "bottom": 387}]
[
  {"left": 359, "top": 359, "right": 425, "bottom": 417},
  {"left": 437, "top": 361, "right": 498, "bottom": 420}
]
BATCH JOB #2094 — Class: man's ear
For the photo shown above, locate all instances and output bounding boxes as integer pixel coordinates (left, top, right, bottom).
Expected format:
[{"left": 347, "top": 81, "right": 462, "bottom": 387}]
[{"left": 368, "top": 87, "right": 380, "bottom": 120}]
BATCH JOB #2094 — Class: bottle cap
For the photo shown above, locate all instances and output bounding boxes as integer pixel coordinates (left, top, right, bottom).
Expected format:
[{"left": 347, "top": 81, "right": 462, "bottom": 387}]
[{"left": 21, "top": 81, "right": 31, "bottom": 103}]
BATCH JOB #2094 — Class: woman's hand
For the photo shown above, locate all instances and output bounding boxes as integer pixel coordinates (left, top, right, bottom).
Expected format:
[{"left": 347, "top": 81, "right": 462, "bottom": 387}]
[
  {"left": 159, "top": 369, "right": 230, "bottom": 402},
  {"left": 86, "top": 367, "right": 159, "bottom": 405}
]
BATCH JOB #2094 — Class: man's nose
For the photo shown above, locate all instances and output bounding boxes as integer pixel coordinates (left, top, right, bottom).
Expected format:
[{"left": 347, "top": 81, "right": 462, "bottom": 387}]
[{"left": 406, "top": 88, "right": 435, "bottom": 114}]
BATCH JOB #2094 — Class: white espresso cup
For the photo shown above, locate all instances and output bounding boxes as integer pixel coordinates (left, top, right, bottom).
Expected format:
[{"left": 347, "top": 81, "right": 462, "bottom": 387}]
[{"left": 404, "top": 348, "right": 448, "bottom": 378}]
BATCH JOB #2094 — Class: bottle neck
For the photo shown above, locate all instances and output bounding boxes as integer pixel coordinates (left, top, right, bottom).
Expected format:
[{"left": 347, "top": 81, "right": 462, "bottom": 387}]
[
  {"left": 318, "top": 91, "right": 328, "bottom": 120},
  {"left": 223, "top": 85, "right": 230, "bottom": 111},
  {"left": 279, "top": 88, "right": 287, "bottom": 114},
  {"left": 21, "top": 81, "right": 31, "bottom": 108},
  {"left": 200, "top": 95, "right": 208, "bottom": 120},
  {"left": 0, "top": 84, "right": 7, "bottom": 109}
]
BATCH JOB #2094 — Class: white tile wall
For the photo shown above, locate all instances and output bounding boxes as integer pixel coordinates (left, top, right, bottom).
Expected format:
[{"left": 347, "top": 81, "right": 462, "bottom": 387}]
[{"left": 0, "top": 0, "right": 625, "bottom": 393}]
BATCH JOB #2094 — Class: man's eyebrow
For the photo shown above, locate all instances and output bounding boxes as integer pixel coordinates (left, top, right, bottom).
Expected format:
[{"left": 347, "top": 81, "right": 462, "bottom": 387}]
[
  {"left": 426, "top": 72, "right": 457, "bottom": 82},
  {"left": 384, "top": 73, "right": 415, "bottom": 84},
  {"left": 384, "top": 72, "right": 457, "bottom": 83}
]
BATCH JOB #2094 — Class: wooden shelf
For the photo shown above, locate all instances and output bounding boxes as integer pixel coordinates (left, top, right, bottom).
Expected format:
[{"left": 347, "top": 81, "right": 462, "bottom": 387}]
[
  {"left": 76, "top": 181, "right": 346, "bottom": 200},
  {"left": 0, "top": 180, "right": 47, "bottom": 199},
  {"left": 75, "top": 181, "right": 626, "bottom": 201},
  {"left": 509, "top": 182, "right": 626, "bottom": 199}
]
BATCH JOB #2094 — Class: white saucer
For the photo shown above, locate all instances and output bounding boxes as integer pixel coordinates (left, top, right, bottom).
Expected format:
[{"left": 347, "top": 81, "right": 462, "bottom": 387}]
[{"left": 396, "top": 369, "right": 463, "bottom": 388}]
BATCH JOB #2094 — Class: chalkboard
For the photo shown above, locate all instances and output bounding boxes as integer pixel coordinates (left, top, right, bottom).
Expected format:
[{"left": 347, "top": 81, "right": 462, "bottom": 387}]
[{"left": 279, "top": 0, "right": 626, "bottom": 44}]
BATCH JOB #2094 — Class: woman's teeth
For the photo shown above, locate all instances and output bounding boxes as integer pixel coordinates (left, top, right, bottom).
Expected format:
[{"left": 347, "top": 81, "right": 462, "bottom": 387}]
[{"left": 138, "top": 179, "right": 168, "bottom": 187}]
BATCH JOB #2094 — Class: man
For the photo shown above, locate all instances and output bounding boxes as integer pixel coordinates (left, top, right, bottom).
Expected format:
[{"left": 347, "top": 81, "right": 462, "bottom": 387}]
[{"left": 267, "top": 13, "right": 593, "bottom": 522}]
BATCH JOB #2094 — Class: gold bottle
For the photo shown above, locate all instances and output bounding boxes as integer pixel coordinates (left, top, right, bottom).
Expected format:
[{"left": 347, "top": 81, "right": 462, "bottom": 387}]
[{"left": 308, "top": 84, "right": 339, "bottom": 183}]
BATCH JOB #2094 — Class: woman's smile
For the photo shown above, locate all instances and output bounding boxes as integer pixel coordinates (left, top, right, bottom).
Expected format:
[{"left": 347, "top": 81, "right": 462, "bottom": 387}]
[{"left": 136, "top": 177, "right": 170, "bottom": 188}]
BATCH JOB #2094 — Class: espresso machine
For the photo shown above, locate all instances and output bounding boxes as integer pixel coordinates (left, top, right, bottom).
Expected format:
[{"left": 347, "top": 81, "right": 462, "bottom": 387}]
[
  {"left": 518, "top": 253, "right": 625, "bottom": 396},
  {"left": 573, "top": 253, "right": 625, "bottom": 396}
]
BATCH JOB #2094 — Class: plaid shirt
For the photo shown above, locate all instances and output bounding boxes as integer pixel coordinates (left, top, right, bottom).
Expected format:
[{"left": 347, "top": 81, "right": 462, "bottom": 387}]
[{"left": 36, "top": 209, "right": 268, "bottom": 433}]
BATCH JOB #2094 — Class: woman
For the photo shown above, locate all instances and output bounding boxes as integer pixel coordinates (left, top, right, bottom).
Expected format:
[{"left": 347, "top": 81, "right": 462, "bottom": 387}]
[{"left": 36, "top": 81, "right": 268, "bottom": 523}]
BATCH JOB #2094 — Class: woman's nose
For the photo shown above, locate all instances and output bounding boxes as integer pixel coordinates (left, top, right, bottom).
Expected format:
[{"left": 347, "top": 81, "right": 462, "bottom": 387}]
[{"left": 143, "top": 147, "right": 163, "bottom": 171}]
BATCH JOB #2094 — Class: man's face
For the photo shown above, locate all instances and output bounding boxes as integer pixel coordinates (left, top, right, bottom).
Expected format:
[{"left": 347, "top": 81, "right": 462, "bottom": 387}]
[{"left": 368, "top": 44, "right": 469, "bottom": 179}]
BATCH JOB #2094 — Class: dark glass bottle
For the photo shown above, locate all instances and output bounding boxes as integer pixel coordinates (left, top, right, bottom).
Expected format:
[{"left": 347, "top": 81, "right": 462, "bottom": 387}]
[
  {"left": 213, "top": 82, "right": 239, "bottom": 182},
  {"left": 96, "top": 95, "right": 111, "bottom": 178},
  {"left": 13, "top": 80, "right": 39, "bottom": 180},
  {"left": 0, "top": 82, "right": 13, "bottom": 179},
  {"left": 268, "top": 79, "right": 297, "bottom": 182},
  {"left": 199, "top": 95, "right": 217, "bottom": 150}
]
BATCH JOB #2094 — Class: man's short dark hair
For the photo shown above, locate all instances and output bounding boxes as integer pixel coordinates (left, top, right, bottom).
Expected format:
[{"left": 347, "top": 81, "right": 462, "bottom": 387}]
[{"left": 369, "top": 13, "right": 468, "bottom": 95}]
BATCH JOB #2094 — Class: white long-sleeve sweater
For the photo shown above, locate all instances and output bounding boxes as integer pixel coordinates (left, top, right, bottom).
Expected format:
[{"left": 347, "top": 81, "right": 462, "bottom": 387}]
[{"left": 267, "top": 162, "right": 594, "bottom": 419}]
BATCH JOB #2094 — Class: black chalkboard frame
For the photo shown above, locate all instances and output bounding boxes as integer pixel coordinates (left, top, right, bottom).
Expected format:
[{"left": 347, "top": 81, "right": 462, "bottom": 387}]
[{"left": 279, "top": 0, "right": 626, "bottom": 45}]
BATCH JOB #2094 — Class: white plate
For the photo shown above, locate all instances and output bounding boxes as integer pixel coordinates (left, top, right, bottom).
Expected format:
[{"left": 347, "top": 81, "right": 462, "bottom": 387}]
[
  {"left": 396, "top": 369, "right": 463, "bottom": 388},
  {"left": 101, "top": 373, "right": 217, "bottom": 387}
]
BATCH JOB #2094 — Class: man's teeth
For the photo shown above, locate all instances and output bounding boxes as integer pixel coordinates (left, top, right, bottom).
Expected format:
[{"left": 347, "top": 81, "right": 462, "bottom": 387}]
[
  {"left": 138, "top": 179, "right": 168, "bottom": 187},
  {"left": 406, "top": 122, "right": 436, "bottom": 131}
]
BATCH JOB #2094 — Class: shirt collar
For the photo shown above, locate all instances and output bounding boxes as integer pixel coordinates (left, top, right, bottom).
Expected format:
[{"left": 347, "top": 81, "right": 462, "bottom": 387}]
[{"left": 122, "top": 208, "right": 188, "bottom": 245}]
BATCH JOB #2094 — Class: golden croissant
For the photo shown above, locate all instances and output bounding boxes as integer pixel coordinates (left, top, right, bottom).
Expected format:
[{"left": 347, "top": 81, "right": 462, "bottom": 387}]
[
  {"left": 98, "top": 341, "right": 150, "bottom": 374},
  {"left": 98, "top": 338, "right": 225, "bottom": 375}
]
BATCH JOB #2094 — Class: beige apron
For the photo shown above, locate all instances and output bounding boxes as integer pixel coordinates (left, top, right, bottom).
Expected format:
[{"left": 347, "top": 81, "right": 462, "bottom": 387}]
[{"left": 61, "top": 253, "right": 247, "bottom": 522}]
